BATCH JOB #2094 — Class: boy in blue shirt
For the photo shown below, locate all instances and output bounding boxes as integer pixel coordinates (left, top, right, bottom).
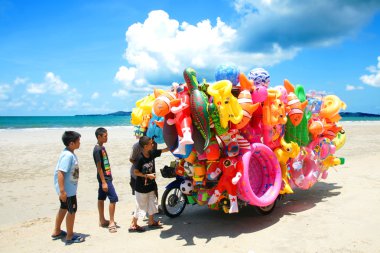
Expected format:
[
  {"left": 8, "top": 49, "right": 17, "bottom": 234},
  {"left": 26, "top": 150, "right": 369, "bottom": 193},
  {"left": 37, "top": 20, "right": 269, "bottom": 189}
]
[{"left": 52, "top": 131, "right": 85, "bottom": 244}]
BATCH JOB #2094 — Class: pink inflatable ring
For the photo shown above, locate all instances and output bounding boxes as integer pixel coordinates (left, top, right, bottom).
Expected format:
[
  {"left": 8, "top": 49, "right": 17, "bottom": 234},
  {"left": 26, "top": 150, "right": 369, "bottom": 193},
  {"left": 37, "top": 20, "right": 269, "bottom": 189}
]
[{"left": 238, "top": 143, "right": 282, "bottom": 207}]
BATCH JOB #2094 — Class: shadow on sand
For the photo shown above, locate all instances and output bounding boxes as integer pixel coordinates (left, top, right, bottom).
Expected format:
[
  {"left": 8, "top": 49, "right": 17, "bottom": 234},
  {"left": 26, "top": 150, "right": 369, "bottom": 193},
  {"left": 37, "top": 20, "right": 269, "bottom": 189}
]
[{"left": 158, "top": 182, "right": 341, "bottom": 245}]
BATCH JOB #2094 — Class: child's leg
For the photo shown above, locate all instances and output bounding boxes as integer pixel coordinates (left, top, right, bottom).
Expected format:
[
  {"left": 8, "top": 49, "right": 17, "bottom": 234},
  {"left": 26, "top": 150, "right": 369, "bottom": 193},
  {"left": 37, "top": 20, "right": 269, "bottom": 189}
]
[
  {"left": 52, "top": 208, "right": 67, "bottom": 236},
  {"left": 109, "top": 202, "right": 116, "bottom": 226},
  {"left": 98, "top": 200, "right": 107, "bottom": 224},
  {"left": 131, "top": 192, "right": 147, "bottom": 228},
  {"left": 65, "top": 212, "right": 76, "bottom": 240},
  {"left": 98, "top": 182, "right": 108, "bottom": 225},
  {"left": 106, "top": 181, "right": 119, "bottom": 227},
  {"left": 147, "top": 191, "right": 159, "bottom": 225},
  {"left": 64, "top": 196, "right": 78, "bottom": 240}
]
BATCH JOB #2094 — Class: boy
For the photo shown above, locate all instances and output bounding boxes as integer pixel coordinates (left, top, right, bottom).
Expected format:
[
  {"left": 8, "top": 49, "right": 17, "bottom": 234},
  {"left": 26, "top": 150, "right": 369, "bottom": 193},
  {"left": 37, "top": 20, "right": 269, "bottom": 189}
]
[
  {"left": 93, "top": 127, "right": 118, "bottom": 233},
  {"left": 129, "top": 136, "right": 169, "bottom": 232},
  {"left": 52, "top": 131, "right": 85, "bottom": 244}
]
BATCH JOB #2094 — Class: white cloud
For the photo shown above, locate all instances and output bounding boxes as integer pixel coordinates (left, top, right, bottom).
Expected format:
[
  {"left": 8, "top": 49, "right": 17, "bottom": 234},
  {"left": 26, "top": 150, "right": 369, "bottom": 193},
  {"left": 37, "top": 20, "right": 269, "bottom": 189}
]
[
  {"left": 27, "top": 83, "right": 46, "bottom": 94},
  {"left": 0, "top": 84, "right": 11, "bottom": 100},
  {"left": 116, "top": 10, "right": 300, "bottom": 95},
  {"left": 91, "top": 92, "right": 99, "bottom": 99},
  {"left": 14, "top": 77, "right": 28, "bottom": 85},
  {"left": 112, "top": 89, "right": 129, "bottom": 97},
  {"left": 27, "top": 72, "right": 69, "bottom": 94},
  {"left": 346, "top": 85, "right": 364, "bottom": 91},
  {"left": 360, "top": 56, "right": 380, "bottom": 88}
]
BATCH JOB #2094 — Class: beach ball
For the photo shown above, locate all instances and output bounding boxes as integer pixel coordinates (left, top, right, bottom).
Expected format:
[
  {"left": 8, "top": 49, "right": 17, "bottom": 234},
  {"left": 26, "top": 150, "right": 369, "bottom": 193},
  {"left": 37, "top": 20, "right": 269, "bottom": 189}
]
[
  {"left": 248, "top": 68, "right": 270, "bottom": 87},
  {"left": 215, "top": 64, "right": 240, "bottom": 86},
  {"left": 180, "top": 179, "right": 194, "bottom": 195}
]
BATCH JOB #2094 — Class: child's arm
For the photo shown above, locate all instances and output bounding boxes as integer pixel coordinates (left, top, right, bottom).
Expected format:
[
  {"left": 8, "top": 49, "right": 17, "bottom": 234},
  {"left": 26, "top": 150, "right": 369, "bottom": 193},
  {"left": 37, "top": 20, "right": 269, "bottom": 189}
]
[
  {"left": 134, "top": 169, "right": 156, "bottom": 180},
  {"left": 57, "top": 170, "right": 67, "bottom": 202},
  {"left": 96, "top": 161, "right": 108, "bottom": 192},
  {"left": 161, "top": 147, "right": 170, "bottom": 153}
]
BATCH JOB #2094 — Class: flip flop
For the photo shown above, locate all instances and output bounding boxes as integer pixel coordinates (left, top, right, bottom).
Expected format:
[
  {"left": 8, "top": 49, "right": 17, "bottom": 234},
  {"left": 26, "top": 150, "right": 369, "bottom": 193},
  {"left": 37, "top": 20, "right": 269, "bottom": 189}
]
[
  {"left": 128, "top": 225, "right": 145, "bottom": 233},
  {"left": 65, "top": 235, "right": 85, "bottom": 245},
  {"left": 148, "top": 220, "right": 163, "bottom": 229},
  {"left": 108, "top": 225, "right": 117, "bottom": 233},
  {"left": 51, "top": 230, "right": 67, "bottom": 240}
]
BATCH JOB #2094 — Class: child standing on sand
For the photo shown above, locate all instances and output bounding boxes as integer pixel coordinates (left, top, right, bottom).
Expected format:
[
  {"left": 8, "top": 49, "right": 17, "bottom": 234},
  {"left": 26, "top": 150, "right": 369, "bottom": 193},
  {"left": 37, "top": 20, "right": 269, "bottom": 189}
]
[
  {"left": 93, "top": 127, "right": 119, "bottom": 233},
  {"left": 52, "top": 131, "right": 85, "bottom": 244},
  {"left": 129, "top": 136, "right": 169, "bottom": 232}
]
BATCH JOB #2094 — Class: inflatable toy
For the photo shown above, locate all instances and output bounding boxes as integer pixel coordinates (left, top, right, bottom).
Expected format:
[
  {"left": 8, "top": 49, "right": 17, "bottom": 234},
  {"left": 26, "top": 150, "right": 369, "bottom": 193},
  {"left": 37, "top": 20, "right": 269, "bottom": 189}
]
[
  {"left": 319, "top": 95, "right": 347, "bottom": 122},
  {"left": 332, "top": 129, "right": 346, "bottom": 150},
  {"left": 237, "top": 143, "right": 282, "bottom": 207},
  {"left": 286, "top": 92, "right": 307, "bottom": 126},
  {"left": 209, "top": 102, "right": 228, "bottom": 136},
  {"left": 288, "top": 147, "right": 320, "bottom": 190},
  {"left": 248, "top": 68, "right": 270, "bottom": 87},
  {"left": 146, "top": 111, "right": 164, "bottom": 144},
  {"left": 168, "top": 83, "right": 194, "bottom": 155},
  {"left": 153, "top": 90, "right": 176, "bottom": 117},
  {"left": 184, "top": 68, "right": 211, "bottom": 149},
  {"left": 131, "top": 93, "right": 158, "bottom": 137},
  {"left": 131, "top": 66, "right": 346, "bottom": 218},
  {"left": 208, "top": 156, "right": 244, "bottom": 213},
  {"left": 207, "top": 80, "right": 243, "bottom": 128},
  {"left": 274, "top": 137, "right": 300, "bottom": 194},
  {"left": 215, "top": 64, "right": 240, "bottom": 86},
  {"left": 284, "top": 81, "right": 311, "bottom": 146}
]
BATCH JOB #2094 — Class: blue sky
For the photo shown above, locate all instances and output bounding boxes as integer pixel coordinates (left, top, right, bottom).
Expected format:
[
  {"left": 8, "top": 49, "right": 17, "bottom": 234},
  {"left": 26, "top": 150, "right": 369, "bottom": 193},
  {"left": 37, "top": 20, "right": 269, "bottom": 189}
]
[{"left": 1, "top": 0, "right": 380, "bottom": 116}]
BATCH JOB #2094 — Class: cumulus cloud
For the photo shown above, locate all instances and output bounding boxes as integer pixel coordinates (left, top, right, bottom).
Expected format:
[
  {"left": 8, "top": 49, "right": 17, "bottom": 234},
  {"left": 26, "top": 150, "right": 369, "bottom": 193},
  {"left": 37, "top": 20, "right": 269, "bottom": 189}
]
[
  {"left": 360, "top": 56, "right": 380, "bottom": 88},
  {"left": 346, "top": 85, "right": 364, "bottom": 91},
  {"left": 0, "top": 84, "right": 11, "bottom": 100},
  {"left": 115, "top": 9, "right": 301, "bottom": 96},
  {"left": 91, "top": 92, "right": 99, "bottom": 99},
  {"left": 1, "top": 72, "right": 84, "bottom": 114},
  {"left": 235, "top": 0, "right": 380, "bottom": 51},
  {"left": 27, "top": 72, "right": 69, "bottom": 94}
]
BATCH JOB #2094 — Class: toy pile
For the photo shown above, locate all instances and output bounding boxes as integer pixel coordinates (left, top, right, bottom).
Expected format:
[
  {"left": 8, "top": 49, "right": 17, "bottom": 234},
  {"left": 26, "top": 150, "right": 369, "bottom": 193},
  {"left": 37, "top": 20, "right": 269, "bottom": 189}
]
[{"left": 131, "top": 65, "right": 346, "bottom": 214}]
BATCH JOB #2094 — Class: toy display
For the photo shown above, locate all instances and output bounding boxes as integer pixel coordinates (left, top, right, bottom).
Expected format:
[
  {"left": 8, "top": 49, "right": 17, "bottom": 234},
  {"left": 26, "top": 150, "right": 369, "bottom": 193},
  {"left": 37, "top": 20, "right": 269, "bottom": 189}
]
[{"left": 131, "top": 66, "right": 346, "bottom": 217}]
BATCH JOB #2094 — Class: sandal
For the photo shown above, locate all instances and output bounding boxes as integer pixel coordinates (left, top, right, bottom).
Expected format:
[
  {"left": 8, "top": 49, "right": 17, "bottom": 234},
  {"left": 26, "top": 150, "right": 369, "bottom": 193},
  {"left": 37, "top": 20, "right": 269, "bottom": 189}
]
[
  {"left": 108, "top": 225, "right": 117, "bottom": 233},
  {"left": 65, "top": 235, "right": 85, "bottom": 245},
  {"left": 148, "top": 220, "right": 163, "bottom": 228},
  {"left": 128, "top": 225, "right": 145, "bottom": 233},
  {"left": 51, "top": 230, "right": 67, "bottom": 240}
]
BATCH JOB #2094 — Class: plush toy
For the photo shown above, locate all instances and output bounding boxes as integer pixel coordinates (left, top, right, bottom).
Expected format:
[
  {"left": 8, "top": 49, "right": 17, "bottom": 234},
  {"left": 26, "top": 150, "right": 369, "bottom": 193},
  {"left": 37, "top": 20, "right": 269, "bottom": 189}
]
[{"left": 208, "top": 157, "right": 243, "bottom": 213}]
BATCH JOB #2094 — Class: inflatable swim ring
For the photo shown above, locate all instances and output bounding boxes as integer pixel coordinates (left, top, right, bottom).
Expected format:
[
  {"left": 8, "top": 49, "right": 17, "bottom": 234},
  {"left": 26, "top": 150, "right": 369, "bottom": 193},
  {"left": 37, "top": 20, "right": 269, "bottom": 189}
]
[{"left": 237, "top": 143, "right": 282, "bottom": 207}]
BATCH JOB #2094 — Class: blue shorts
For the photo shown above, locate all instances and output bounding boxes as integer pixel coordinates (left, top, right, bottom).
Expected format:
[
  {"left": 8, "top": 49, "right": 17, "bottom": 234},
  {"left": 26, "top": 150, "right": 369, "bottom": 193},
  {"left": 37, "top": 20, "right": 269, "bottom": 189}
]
[{"left": 98, "top": 181, "right": 119, "bottom": 203}]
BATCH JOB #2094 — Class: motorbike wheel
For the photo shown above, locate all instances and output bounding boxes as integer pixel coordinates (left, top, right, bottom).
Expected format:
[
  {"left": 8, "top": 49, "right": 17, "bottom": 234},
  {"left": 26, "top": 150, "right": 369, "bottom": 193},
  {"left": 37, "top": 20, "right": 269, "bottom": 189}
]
[
  {"left": 254, "top": 198, "right": 277, "bottom": 215},
  {"left": 161, "top": 187, "right": 187, "bottom": 218}
]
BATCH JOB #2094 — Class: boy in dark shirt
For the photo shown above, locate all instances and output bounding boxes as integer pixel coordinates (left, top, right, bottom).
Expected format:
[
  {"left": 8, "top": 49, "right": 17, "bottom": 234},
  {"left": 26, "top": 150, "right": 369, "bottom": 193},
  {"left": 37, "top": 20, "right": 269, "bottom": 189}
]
[
  {"left": 93, "top": 127, "right": 118, "bottom": 233},
  {"left": 129, "top": 136, "right": 168, "bottom": 232}
]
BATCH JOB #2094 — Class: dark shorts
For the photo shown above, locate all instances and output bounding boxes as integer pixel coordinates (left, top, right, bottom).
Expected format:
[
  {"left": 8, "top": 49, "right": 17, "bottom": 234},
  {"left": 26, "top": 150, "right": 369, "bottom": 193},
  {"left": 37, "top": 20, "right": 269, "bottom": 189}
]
[
  {"left": 98, "top": 180, "right": 118, "bottom": 203},
  {"left": 60, "top": 195, "right": 77, "bottom": 214},
  {"left": 129, "top": 177, "right": 136, "bottom": 195}
]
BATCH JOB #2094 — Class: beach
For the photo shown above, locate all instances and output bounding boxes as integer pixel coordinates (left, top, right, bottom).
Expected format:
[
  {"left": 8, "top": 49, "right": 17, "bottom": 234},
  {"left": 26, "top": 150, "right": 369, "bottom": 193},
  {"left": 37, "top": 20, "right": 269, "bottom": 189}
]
[{"left": 0, "top": 121, "right": 379, "bottom": 253}]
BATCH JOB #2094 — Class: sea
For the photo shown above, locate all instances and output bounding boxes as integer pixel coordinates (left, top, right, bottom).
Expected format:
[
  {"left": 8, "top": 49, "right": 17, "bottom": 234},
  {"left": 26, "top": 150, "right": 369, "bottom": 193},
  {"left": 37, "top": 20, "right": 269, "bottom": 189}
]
[
  {"left": 0, "top": 115, "right": 379, "bottom": 129},
  {"left": 0, "top": 116, "right": 132, "bottom": 129}
]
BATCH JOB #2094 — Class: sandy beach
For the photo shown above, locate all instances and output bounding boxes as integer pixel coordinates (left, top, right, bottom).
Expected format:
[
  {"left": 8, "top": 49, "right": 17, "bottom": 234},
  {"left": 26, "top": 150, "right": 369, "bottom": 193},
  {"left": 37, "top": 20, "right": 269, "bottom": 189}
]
[{"left": 0, "top": 121, "right": 379, "bottom": 253}]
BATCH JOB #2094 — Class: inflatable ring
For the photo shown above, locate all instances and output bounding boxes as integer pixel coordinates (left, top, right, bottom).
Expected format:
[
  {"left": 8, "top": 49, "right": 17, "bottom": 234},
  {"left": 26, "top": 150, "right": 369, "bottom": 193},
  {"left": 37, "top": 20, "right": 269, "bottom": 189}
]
[
  {"left": 237, "top": 143, "right": 282, "bottom": 207},
  {"left": 319, "top": 95, "right": 346, "bottom": 122},
  {"left": 288, "top": 147, "right": 320, "bottom": 190}
]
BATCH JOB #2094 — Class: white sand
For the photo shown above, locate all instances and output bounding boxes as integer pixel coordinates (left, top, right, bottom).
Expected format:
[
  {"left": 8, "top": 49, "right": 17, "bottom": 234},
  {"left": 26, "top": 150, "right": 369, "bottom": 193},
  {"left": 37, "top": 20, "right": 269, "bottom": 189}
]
[{"left": 0, "top": 122, "right": 379, "bottom": 252}]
